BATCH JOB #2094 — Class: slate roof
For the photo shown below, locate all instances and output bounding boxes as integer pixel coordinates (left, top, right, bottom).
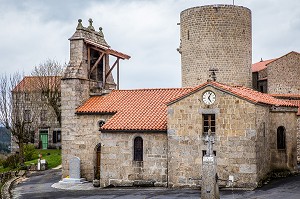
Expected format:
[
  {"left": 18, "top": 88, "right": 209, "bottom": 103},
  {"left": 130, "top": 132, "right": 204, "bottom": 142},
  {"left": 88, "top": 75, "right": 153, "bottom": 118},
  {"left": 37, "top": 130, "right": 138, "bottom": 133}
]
[{"left": 77, "top": 82, "right": 298, "bottom": 132}]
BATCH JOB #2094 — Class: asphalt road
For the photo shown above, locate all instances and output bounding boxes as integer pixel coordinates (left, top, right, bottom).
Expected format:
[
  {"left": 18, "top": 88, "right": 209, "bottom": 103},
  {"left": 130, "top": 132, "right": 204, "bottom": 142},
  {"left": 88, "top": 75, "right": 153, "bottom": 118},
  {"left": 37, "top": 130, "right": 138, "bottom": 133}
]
[{"left": 11, "top": 169, "right": 300, "bottom": 199}]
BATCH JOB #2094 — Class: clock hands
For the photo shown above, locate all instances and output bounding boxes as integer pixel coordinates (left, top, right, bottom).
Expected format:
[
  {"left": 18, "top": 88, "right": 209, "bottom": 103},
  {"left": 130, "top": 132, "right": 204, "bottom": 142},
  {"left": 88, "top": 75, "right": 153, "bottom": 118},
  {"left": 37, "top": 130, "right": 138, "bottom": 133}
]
[{"left": 208, "top": 92, "right": 212, "bottom": 102}]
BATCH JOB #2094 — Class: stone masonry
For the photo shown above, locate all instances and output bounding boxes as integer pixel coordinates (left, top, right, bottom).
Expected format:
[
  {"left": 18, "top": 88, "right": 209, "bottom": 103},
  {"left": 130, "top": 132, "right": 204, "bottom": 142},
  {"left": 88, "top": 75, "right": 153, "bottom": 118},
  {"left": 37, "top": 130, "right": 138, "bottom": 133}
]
[
  {"left": 267, "top": 52, "right": 300, "bottom": 94},
  {"left": 179, "top": 5, "right": 252, "bottom": 88},
  {"left": 167, "top": 86, "right": 298, "bottom": 188}
]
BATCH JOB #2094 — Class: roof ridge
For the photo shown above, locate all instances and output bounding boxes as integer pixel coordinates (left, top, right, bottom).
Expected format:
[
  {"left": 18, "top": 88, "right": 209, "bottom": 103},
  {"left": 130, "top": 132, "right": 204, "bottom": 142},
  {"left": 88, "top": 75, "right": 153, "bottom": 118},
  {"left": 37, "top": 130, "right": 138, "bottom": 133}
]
[{"left": 114, "top": 87, "right": 192, "bottom": 92}]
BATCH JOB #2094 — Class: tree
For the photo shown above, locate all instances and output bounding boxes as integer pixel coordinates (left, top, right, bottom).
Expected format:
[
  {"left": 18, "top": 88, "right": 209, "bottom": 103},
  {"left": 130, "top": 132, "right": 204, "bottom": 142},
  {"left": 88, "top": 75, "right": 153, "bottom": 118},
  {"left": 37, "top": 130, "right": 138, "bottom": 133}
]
[
  {"left": 0, "top": 73, "right": 39, "bottom": 164},
  {"left": 31, "top": 59, "right": 65, "bottom": 126}
]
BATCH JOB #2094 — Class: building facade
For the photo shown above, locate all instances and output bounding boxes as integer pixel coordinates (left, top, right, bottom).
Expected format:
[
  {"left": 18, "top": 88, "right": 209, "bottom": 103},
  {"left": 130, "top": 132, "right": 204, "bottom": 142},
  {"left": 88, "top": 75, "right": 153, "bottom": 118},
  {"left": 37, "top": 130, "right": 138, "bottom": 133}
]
[
  {"left": 12, "top": 76, "right": 61, "bottom": 151},
  {"left": 61, "top": 4, "right": 300, "bottom": 189}
]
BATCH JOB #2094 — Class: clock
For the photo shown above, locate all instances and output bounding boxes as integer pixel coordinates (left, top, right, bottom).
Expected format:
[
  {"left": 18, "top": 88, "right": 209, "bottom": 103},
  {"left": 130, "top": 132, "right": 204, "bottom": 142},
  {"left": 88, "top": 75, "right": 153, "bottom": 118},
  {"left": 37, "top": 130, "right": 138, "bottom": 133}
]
[{"left": 202, "top": 91, "right": 216, "bottom": 105}]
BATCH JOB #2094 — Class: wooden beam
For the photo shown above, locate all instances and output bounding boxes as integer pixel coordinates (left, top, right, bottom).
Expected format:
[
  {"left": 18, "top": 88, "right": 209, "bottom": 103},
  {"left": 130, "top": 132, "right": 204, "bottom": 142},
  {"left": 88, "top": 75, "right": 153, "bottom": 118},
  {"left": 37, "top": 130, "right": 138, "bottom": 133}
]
[
  {"left": 117, "top": 59, "right": 119, "bottom": 90},
  {"left": 90, "top": 52, "right": 105, "bottom": 75},
  {"left": 87, "top": 47, "right": 91, "bottom": 75},
  {"left": 90, "top": 46, "right": 105, "bottom": 53},
  {"left": 105, "top": 58, "right": 119, "bottom": 79}
]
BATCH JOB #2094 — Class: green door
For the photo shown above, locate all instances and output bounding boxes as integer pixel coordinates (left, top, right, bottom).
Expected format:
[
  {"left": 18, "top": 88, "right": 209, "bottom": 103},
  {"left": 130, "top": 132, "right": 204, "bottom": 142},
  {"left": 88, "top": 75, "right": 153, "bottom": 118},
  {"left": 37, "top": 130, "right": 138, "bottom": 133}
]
[{"left": 39, "top": 131, "right": 48, "bottom": 149}]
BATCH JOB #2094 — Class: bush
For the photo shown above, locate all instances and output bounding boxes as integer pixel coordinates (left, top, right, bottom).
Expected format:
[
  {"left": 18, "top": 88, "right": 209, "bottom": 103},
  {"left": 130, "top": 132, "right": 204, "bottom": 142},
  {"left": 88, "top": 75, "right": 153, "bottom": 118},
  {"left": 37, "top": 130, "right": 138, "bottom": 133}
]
[
  {"left": 24, "top": 144, "right": 36, "bottom": 161},
  {"left": 2, "top": 154, "right": 19, "bottom": 168}
]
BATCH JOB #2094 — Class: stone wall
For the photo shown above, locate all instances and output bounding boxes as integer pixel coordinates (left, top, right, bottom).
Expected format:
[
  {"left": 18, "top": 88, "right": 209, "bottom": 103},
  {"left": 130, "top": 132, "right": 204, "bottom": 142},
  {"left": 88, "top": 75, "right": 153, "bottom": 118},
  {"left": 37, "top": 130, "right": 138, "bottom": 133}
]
[
  {"left": 180, "top": 5, "right": 252, "bottom": 87},
  {"left": 269, "top": 110, "right": 298, "bottom": 170},
  {"left": 268, "top": 52, "right": 300, "bottom": 94},
  {"left": 100, "top": 132, "right": 168, "bottom": 187},
  {"left": 61, "top": 78, "right": 90, "bottom": 179},
  {"left": 255, "top": 105, "right": 271, "bottom": 180},
  {"left": 297, "top": 117, "right": 300, "bottom": 163},
  {"left": 167, "top": 86, "right": 269, "bottom": 188}
]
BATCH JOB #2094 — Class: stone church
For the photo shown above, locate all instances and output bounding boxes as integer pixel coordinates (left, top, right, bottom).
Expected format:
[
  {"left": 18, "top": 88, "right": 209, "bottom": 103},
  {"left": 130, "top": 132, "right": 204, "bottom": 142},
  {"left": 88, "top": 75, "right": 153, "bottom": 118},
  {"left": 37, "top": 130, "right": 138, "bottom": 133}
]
[{"left": 61, "top": 5, "right": 300, "bottom": 188}]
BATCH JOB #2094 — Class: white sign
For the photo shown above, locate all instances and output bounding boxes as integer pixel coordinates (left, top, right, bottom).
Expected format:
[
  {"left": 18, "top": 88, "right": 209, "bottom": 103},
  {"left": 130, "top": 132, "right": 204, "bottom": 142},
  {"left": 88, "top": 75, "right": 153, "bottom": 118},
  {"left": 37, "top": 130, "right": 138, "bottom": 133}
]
[{"left": 203, "top": 156, "right": 214, "bottom": 162}]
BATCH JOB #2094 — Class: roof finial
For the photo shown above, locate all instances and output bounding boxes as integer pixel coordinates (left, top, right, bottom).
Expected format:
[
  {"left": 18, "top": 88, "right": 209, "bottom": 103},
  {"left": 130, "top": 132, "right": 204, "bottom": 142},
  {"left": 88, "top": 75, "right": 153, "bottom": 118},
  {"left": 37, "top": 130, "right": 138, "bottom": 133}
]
[
  {"left": 88, "top": 18, "right": 95, "bottom": 31},
  {"left": 99, "top": 27, "right": 104, "bottom": 37},
  {"left": 76, "top": 19, "right": 84, "bottom": 30},
  {"left": 260, "top": 58, "right": 263, "bottom": 62}
]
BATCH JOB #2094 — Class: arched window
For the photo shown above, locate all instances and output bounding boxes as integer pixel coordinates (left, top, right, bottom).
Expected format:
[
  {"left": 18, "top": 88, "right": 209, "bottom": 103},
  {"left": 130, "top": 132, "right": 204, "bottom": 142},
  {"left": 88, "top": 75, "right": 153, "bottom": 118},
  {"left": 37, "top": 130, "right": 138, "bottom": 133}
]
[
  {"left": 277, "top": 126, "right": 286, "bottom": 150},
  {"left": 134, "top": 137, "right": 143, "bottom": 161}
]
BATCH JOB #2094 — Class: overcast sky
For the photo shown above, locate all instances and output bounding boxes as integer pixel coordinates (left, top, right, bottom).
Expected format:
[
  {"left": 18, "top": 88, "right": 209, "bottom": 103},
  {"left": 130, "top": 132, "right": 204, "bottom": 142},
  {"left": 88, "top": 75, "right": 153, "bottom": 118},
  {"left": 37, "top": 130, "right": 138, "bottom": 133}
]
[{"left": 0, "top": 0, "right": 299, "bottom": 89}]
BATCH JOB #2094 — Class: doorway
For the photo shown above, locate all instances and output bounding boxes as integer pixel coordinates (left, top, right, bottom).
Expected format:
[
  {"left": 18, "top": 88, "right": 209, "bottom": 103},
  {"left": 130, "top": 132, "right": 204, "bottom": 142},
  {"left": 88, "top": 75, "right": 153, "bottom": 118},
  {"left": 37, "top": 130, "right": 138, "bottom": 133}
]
[
  {"left": 95, "top": 144, "right": 101, "bottom": 180},
  {"left": 39, "top": 130, "right": 48, "bottom": 149}
]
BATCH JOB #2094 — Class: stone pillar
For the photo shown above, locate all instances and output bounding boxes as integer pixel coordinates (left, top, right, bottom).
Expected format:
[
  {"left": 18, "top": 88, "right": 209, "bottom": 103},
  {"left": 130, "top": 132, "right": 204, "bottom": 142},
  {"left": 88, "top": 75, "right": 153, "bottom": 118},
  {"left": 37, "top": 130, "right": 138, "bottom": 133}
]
[
  {"left": 201, "top": 130, "right": 219, "bottom": 199},
  {"left": 201, "top": 156, "right": 219, "bottom": 199}
]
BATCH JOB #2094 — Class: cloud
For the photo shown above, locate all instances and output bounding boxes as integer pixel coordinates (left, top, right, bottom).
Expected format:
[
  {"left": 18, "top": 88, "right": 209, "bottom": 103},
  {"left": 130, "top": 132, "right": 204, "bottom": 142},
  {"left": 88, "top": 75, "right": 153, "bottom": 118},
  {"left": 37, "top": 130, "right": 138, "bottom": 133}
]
[{"left": 0, "top": 0, "right": 299, "bottom": 89}]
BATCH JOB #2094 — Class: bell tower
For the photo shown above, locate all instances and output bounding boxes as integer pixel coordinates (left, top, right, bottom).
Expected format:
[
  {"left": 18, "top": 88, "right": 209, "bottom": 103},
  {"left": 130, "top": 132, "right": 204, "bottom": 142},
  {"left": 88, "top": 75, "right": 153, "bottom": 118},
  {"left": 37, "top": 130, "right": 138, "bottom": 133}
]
[
  {"left": 65, "top": 18, "right": 130, "bottom": 93},
  {"left": 61, "top": 19, "right": 130, "bottom": 179}
]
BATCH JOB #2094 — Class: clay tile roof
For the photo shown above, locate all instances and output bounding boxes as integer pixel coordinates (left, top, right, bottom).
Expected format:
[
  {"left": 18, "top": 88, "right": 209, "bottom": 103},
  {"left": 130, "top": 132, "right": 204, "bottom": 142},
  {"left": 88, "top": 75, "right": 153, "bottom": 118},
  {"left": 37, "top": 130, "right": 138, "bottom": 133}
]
[
  {"left": 252, "top": 59, "right": 276, "bottom": 72},
  {"left": 77, "top": 82, "right": 297, "bottom": 132},
  {"left": 170, "top": 81, "right": 298, "bottom": 107},
  {"left": 12, "top": 76, "right": 61, "bottom": 92},
  {"left": 288, "top": 100, "right": 300, "bottom": 115},
  {"left": 76, "top": 88, "right": 192, "bottom": 131}
]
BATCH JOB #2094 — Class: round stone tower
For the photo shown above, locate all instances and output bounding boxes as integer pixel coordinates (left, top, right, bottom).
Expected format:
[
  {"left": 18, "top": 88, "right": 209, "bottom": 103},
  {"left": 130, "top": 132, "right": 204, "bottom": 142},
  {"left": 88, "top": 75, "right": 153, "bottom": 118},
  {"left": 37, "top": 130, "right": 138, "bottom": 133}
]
[{"left": 179, "top": 4, "right": 252, "bottom": 87}]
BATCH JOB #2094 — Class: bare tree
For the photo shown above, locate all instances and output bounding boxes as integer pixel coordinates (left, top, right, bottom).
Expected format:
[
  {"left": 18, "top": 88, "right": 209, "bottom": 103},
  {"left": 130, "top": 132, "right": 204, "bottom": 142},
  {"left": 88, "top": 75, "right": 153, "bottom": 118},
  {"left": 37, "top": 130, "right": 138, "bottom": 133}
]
[
  {"left": 0, "top": 73, "right": 39, "bottom": 164},
  {"left": 31, "top": 59, "right": 65, "bottom": 126}
]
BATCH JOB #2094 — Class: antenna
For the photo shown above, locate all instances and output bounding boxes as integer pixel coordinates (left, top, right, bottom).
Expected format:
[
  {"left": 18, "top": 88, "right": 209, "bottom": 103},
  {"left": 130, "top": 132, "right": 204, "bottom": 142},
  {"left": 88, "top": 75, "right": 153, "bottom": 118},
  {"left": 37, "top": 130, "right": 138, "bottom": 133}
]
[{"left": 233, "top": 0, "right": 235, "bottom": 5}]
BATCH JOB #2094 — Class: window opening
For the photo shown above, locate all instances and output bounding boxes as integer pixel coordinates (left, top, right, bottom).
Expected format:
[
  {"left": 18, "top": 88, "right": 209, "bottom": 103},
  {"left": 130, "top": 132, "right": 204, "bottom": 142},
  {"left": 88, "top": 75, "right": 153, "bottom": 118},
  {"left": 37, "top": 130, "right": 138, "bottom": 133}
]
[
  {"left": 98, "top": 120, "right": 105, "bottom": 130},
  {"left": 277, "top": 126, "right": 286, "bottom": 149},
  {"left": 40, "top": 110, "right": 47, "bottom": 122},
  {"left": 134, "top": 137, "right": 143, "bottom": 161},
  {"left": 203, "top": 114, "right": 216, "bottom": 133},
  {"left": 53, "top": 130, "right": 61, "bottom": 143}
]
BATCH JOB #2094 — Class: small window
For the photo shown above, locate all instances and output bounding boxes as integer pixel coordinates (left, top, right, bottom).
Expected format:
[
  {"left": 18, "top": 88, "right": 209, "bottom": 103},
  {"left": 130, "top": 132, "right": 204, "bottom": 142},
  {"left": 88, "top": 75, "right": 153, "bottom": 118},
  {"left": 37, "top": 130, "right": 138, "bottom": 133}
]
[
  {"left": 41, "top": 92, "right": 47, "bottom": 101},
  {"left": 53, "top": 130, "right": 61, "bottom": 143},
  {"left": 40, "top": 110, "right": 47, "bottom": 122},
  {"left": 25, "top": 93, "right": 30, "bottom": 101},
  {"left": 98, "top": 120, "right": 105, "bottom": 130},
  {"left": 24, "top": 110, "right": 31, "bottom": 122},
  {"left": 134, "top": 137, "right": 143, "bottom": 161},
  {"left": 277, "top": 126, "right": 286, "bottom": 149},
  {"left": 203, "top": 114, "right": 216, "bottom": 133}
]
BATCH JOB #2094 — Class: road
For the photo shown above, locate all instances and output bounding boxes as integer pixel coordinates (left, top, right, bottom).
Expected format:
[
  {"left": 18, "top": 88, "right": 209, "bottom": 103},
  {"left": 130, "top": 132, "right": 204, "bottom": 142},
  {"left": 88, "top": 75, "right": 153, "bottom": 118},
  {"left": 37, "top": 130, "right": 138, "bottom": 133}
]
[{"left": 11, "top": 169, "right": 300, "bottom": 199}]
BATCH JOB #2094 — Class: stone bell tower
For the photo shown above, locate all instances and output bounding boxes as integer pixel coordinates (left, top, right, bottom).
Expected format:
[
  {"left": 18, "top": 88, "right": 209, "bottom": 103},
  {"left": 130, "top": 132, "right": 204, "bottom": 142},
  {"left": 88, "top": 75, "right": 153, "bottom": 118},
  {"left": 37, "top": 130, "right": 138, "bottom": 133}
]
[{"left": 61, "top": 19, "right": 130, "bottom": 178}]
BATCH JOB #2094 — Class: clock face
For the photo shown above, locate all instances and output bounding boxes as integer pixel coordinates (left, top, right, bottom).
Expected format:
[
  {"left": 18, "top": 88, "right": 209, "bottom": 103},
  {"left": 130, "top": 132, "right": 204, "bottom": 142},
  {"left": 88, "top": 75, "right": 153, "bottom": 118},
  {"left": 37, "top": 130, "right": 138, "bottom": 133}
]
[{"left": 202, "top": 91, "right": 216, "bottom": 105}]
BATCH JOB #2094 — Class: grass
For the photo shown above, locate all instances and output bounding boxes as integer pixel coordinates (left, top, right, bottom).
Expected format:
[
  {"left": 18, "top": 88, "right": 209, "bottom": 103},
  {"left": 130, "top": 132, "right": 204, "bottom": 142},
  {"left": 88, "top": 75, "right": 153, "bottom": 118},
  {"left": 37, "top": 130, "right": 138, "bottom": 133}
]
[
  {"left": 25, "top": 149, "right": 61, "bottom": 169},
  {"left": 0, "top": 149, "right": 61, "bottom": 173}
]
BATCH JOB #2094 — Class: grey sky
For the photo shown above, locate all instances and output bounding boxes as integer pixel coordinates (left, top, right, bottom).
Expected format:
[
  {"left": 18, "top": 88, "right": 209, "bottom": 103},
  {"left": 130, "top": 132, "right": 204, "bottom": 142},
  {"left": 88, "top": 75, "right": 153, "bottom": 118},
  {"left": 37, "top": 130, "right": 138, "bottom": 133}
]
[{"left": 0, "top": 0, "right": 299, "bottom": 89}]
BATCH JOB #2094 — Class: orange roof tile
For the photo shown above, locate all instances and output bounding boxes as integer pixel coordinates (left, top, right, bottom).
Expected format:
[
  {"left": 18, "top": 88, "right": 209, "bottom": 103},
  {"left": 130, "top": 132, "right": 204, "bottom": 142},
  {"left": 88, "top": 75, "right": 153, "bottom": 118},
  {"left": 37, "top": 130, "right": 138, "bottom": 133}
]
[
  {"left": 13, "top": 76, "right": 61, "bottom": 92},
  {"left": 271, "top": 94, "right": 300, "bottom": 99},
  {"left": 252, "top": 59, "right": 276, "bottom": 72},
  {"left": 288, "top": 100, "right": 300, "bottom": 115},
  {"left": 76, "top": 88, "right": 192, "bottom": 131},
  {"left": 77, "top": 82, "right": 297, "bottom": 132},
  {"left": 170, "top": 81, "right": 298, "bottom": 107}
]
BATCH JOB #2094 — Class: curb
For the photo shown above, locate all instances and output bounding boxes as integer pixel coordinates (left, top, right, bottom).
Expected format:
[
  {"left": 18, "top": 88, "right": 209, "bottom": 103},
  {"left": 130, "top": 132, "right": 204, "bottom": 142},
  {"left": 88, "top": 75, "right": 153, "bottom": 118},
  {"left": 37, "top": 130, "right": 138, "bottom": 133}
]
[{"left": 1, "top": 176, "right": 20, "bottom": 199}]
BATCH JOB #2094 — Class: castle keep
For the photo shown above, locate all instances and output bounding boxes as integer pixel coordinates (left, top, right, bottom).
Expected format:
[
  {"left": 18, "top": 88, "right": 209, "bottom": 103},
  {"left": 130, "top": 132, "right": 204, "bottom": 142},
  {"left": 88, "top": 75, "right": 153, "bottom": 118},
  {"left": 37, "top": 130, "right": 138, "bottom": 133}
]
[{"left": 61, "top": 5, "right": 300, "bottom": 189}]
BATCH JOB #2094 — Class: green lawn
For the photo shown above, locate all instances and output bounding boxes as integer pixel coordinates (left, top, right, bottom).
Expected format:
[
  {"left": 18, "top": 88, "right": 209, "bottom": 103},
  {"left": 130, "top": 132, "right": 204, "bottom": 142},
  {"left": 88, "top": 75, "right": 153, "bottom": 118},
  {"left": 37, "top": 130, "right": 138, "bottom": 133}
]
[
  {"left": 25, "top": 149, "right": 61, "bottom": 169},
  {"left": 0, "top": 149, "right": 61, "bottom": 173}
]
